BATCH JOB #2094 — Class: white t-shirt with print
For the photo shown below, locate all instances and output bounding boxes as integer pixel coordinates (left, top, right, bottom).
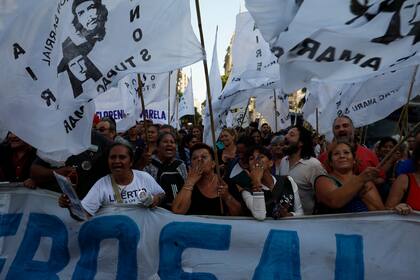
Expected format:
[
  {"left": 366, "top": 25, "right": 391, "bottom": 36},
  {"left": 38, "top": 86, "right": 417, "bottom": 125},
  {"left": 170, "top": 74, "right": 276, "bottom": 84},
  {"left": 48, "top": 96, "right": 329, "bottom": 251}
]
[{"left": 82, "top": 170, "right": 165, "bottom": 215}]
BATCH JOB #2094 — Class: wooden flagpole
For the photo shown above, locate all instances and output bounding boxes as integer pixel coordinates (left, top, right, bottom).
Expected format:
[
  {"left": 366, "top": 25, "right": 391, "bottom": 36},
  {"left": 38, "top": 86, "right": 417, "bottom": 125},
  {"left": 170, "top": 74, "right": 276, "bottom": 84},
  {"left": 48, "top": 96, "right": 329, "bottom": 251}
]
[
  {"left": 273, "top": 90, "right": 278, "bottom": 132},
  {"left": 239, "top": 97, "right": 252, "bottom": 128},
  {"left": 137, "top": 73, "right": 149, "bottom": 144},
  {"left": 167, "top": 72, "right": 171, "bottom": 125},
  {"left": 195, "top": 0, "right": 223, "bottom": 214}
]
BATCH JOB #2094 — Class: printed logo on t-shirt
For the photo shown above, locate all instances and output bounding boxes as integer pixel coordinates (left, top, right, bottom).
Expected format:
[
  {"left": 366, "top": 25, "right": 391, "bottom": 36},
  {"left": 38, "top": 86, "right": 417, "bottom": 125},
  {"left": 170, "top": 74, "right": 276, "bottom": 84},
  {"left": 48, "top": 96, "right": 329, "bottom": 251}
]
[{"left": 108, "top": 187, "right": 147, "bottom": 204}]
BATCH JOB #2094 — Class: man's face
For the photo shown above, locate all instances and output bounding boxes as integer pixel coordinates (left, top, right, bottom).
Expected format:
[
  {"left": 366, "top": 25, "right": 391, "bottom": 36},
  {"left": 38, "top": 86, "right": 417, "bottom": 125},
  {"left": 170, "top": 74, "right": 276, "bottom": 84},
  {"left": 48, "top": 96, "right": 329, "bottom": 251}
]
[
  {"left": 333, "top": 117, "right": 354, "bottom": 143},
  {"left": 96, "top": 121, "right": 115, "bottom": 140},
  {"left": 75, "top": 1, "right": 98, "bottom": 31},
  {"left": 68, "top": 55, "right": 87, "bottom": 82},
  {"left": 261, "top": 124, "right": 271, "bottom": 134},
  {"left": 283, "top": 128, "right": 301, "bottom": 156}
]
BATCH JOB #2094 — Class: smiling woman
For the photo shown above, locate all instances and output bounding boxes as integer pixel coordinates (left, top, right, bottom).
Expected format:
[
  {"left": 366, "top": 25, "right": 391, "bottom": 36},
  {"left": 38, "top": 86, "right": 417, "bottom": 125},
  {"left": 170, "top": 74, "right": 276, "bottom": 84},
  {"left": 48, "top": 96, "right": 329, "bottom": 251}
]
[{"left": 59, "top": 142, "right": 165, "bottom": 217}]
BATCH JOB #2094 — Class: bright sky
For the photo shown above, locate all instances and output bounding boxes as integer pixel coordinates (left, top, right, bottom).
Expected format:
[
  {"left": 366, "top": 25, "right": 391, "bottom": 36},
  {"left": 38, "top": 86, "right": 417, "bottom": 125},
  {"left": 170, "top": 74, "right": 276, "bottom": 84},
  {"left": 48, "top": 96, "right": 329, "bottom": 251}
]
[{"left": 189, "top": 0, "right": 246, "bottom": 103}]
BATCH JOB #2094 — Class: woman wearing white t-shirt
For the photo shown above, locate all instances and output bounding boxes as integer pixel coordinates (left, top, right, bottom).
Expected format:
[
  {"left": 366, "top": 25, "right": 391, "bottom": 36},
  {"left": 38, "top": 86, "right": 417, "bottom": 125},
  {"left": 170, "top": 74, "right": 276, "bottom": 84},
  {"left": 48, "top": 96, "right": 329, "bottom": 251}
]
[{"left": 59, "top": 142, "right": 165, "bottom": 217}]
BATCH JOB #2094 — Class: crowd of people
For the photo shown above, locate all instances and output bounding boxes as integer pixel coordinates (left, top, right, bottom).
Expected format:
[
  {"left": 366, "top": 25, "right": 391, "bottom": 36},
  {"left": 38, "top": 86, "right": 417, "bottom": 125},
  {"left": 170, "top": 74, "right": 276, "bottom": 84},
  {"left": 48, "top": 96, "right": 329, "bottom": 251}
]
[{"left": 1, "top": 115, "right": 419, "bottom": 220}]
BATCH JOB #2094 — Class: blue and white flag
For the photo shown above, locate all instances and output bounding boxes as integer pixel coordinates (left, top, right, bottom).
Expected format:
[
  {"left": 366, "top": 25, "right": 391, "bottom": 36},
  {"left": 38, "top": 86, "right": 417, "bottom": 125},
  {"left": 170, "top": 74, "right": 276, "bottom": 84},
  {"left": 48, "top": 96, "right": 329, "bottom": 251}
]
[{"left": 0, "top": 0, "right": 203, "bottom": 160}]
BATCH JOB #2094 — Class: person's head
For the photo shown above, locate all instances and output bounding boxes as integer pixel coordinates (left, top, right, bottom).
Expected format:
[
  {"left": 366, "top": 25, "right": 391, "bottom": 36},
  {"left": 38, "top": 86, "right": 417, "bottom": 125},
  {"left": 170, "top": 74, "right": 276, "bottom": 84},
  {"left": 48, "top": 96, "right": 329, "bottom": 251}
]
[
  {"left": 261, "top": 123, "right": 271, "bottom": 135},
  {"left": 160, "top": 124, "right": 175, "bottom": 135},
  {"left": 407, "top": 135, "right": 416, "bottom": 151},
  {"left": 147, "top": 124, "right": 159, "bottom": 144},
  {"left": 332, "top": 116, "right": 355, "bottom": 143},
  {"left": 96, "top": 117, "right": 116, "bottom": 140},
  {"left": 107, "top": 142, "right": 134, "bottom": 175},
  {"left": 72, "top": 0, "right": 108, "bottom": 42},
  {"left": 377, "top": 137, "right": 398, "bottom": 159},
  {"left": 220, "top": 128, "right": 237, "bottom": 147},
  {"left": 192, "top": 126, "right": 203, "bottom": 141},
  {"left": 246, "top": 146, "right": 273, "bottom": 172},
  {"left": 327, "top": 141, "right": 357, "bottom": 173},
  {"left": 270, "top": 135, "right": 285, "bottom": 159},
  {"left": 236, "top": 136, "right": 253, "bottom": 163},
  {"left": 156, "top": 132, "right": 177, "bottom": 161},
  {"left": 190, "top": 143, "right": 216, "bottom": 174},
  {"left": 251, "top": 129, "right": 262, "bottom": 145},
  {"left": 183, "top": 133, "right": 199, "bottom": 149},
  {"left": 284, "top": 126, "right": 314, "bottom": 159},
  {"left": 7, "top": 132, "right": 29, "bottom": 150}
]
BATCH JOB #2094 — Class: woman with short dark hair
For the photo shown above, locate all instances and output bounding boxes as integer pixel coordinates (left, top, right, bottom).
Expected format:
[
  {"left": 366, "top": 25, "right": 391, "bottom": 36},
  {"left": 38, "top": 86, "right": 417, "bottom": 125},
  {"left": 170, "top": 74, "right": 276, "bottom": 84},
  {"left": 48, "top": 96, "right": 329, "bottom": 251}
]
[{"left": 172, "top": 143, "right": 242, "bottom": 216}]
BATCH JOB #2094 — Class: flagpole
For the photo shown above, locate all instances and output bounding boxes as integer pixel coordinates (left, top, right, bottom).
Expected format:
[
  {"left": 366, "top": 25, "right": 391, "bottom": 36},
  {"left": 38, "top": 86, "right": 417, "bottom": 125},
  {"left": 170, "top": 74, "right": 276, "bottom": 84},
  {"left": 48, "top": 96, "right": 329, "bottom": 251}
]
[
  {"left": 137, "top": 73, "right": 149, "bottom": 144},
  {"left": 195, "top": 0, "right": 223, "bottom": 214},
  {"left": 396, "top": 65, "right": 419, "bottom": 136},
  {"left": 315, "top": 107, "right": 319, "bottom": 134},
  {"left": 239, "top": 97, "right": 252, "bottom": 128},
  {"left": 273, "top": 90, "right": 278, "bottom": 132},
  {"left": 167, "top": 72, "right": 171, "bottom": 125}
]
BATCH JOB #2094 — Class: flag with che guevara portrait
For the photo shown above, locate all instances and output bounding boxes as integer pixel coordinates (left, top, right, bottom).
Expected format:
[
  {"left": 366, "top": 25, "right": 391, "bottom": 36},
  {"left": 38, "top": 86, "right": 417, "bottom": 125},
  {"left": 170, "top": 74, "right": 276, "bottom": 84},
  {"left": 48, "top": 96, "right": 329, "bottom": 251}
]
[{"left": 0, "top": 0, "right": 203, "bottom": 161}]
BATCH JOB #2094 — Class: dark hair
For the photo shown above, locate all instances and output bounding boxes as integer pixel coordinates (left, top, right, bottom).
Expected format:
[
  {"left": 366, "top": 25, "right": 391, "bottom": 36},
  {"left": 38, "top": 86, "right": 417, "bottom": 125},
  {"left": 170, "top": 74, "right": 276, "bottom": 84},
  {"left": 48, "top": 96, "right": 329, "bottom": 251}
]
[
  {"left": 190, "top": 143, "right": 215, "bottom": 160},
  {"left": 246, "top": 145, "right": 273, "bottom": 162},
  {"left": 72, "top": 0, "right": 108, "bottom": 43},
  {"left": 107, "top": 142, "right": 134, "bottom": 162},
  {"left": 182, "top": 133, "right": 196, "bottom": 146},
  {"left": 294, "top": 125, "right": 315, "bottom": 159},
  {"left": 157, "top": 132, "right": 176, "bottom": 146},
  {"left": 378, "top": 137, "right": 397, "bottom": 150},
  {"left": 100, "top": 117, "right": 116, "bottom": 133},
  {"left": 236, "top": 136, "right": 253, "bottom": 147}
]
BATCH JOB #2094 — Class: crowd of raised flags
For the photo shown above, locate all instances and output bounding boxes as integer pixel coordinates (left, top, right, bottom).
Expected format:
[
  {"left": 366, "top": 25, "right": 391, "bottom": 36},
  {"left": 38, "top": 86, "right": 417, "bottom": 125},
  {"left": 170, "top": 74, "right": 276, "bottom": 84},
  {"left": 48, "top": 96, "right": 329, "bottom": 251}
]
[{"left": 0, "top": 0, "right": 420, "bottom": 277}]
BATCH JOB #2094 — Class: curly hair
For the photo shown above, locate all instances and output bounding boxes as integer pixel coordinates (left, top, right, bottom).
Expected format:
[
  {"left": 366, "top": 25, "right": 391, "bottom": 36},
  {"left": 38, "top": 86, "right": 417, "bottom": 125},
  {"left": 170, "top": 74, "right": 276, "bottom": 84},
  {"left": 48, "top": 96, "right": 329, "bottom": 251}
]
[{"left": 72, "top": 0, "right": 108, "bottom": 44}]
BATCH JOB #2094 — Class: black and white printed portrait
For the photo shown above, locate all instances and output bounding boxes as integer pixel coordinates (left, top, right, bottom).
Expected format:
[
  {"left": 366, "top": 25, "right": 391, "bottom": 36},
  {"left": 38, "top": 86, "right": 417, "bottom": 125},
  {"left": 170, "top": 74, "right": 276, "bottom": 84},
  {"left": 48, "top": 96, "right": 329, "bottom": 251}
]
[
  {"left": 347, "top": 0, "right": 420, "bottom": 45},
  {"left": 57, "top": 0, "right": 108, "bottom": 98}
]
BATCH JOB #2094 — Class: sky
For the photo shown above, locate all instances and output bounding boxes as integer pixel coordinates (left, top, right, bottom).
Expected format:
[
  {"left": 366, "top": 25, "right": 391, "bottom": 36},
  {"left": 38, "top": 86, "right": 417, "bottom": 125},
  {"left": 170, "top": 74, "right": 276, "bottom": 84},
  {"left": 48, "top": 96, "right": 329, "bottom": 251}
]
[{"left": 188, "top": 0, "right": 246, "bottom": 103}]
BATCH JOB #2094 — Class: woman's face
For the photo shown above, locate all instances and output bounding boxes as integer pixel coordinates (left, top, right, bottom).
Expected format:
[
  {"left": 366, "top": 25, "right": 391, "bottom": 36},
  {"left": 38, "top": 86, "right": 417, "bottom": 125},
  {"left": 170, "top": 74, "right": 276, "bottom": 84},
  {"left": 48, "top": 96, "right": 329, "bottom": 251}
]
[
  {"left": 330, "top": 143, "right": 354, "bottom": 171},
  {"left": 220, "top": 131, "right": 234, "bottom": 146},
  {"left": 158, "top": 134, "right": 177, "bottom": 160},
  {"left": 378, "top": 141, "right": 395, "bottom": 158},
  {"left": 147, "top": 126, "right": 159, "bottom": 143},
  {"left": 108, "top": 145, "right": 133, "bottom": 175},
  {"left": 251, "top": 131, "right": 262, "bottom": 144},
  {"left": 191, "top": 148, "right": 215, "bottom": 173},
  {"left": 248, "top": 150, "right": 272, "bottom": 171}
]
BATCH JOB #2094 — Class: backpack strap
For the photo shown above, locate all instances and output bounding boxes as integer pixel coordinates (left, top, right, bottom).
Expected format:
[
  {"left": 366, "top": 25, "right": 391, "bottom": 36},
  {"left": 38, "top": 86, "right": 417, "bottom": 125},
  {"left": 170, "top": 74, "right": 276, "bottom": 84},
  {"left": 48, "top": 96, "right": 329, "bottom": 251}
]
[{"left": 110, "top": 174, "right": 123, "bottom": 203}]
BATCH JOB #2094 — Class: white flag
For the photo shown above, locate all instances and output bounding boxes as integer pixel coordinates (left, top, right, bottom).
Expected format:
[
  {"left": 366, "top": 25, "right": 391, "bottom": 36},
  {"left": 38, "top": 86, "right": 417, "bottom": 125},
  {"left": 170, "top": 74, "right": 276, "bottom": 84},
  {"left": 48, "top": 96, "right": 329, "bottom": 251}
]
[
  {"left": 203, "top": 27, "right": 223, "bottom": 145},
  {"left": 0, "top": 0, "right": 203, "bottom": 159},
  {"left": 178, "top": 76, "right": 195, "bottom": 119},
  {"left": 94, "top": 75, "right": 140, "bottom": 133},
  {"left": 222, "top": 12, "right": 281, "bottom": 97},
  {"left": 303, "top": 65, "right": 420, "bottom": 136},
  {"left": 255, "top": 90, "right": 290, "bottom": 132},
  {"left": 139, "top": 72, "right": 177, "bottom": 125},
  {"left": 266, "top": 0, "right": 420, "bottom": 92},
  {"left": 245, "top": 0, "right": 300, "bottom": 45}
]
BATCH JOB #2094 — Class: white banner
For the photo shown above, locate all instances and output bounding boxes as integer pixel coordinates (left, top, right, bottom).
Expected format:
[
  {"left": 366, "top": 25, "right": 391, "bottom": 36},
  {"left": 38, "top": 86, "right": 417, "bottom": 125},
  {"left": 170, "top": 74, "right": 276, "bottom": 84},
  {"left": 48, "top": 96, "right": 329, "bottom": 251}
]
[
  {"left": 95, "top": 75, "right": 140, "bottom": 133},
  {"left": 178, "top": 76, "right": 195, "bottom": 119},
  {"left": 1, "top": 187, "right": 420, "bottom": 279},
  {"left": 0, "top": 0, "right": 203, "bottom": 158},
  {"left": 255, "top": 90, "right": 291, "bottom": 132},
  {"left": 139, "top": 72, "right": 178, "bottom": 125},
  {"left": 303, "top": 65, "right": 420, "bottom": 136},
  {"left": 263, "top": 0, "right": 420, "bottom": 92}
]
